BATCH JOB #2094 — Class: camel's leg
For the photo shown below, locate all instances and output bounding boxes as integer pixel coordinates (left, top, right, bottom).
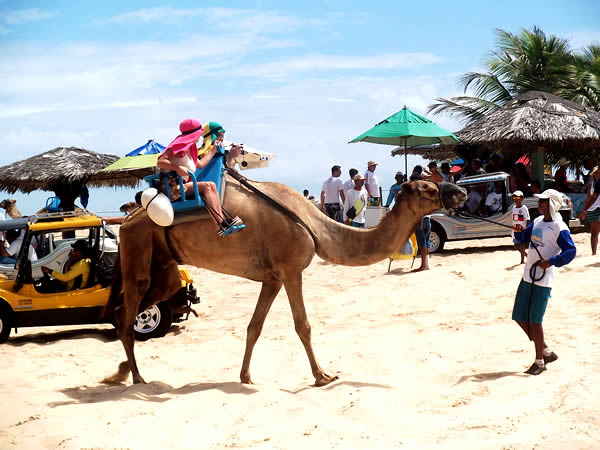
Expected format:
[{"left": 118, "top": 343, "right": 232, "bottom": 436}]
[
  {"left": 283, "top": 273, "right": 338, "bottom": 386},
  {"left": 240, "top": 279, "right": 283, "bottom": 384},
  {"left": 117, "top": 298, "right": 147, "bottom": 384}
]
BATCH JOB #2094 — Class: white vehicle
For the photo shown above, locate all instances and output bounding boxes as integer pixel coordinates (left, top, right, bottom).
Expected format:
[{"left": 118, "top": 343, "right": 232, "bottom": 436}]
[{"left": 428, "top": 172, "right": 581, "bottom": 253}]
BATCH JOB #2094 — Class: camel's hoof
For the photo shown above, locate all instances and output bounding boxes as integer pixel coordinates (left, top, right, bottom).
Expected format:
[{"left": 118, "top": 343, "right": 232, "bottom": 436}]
[
  {"left": 240, "top": 374, "right": 254, "bottom": 385},
  {"left": 132, "top": 375, "right": 147, "bottom": 384},
  {"left": 315, "top": 374, "right": 339, "bottom": 387}
]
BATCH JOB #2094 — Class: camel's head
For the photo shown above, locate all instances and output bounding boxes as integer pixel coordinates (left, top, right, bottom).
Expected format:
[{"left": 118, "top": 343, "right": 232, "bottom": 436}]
[
  {"left": 0, "top": 198, "right": 16, "bottom": 210},
  {"left": 399, "top": 181, "right": 466, "bottom": 214}
]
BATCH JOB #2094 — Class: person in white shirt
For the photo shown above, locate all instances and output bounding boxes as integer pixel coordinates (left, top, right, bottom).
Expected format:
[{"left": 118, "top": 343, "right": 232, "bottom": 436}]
[
  {"left": 485, "top": 182, "right": 504, "bottom": 215},
  {"left": 342, "top": 168, "right": 358, "bottom": 193},
  {"left": 364, "top": 160, "right": 380, "bottom": 206},
  {"left": 0, "top": 228, "right": 38, "bottom": 264},
  {"left": 343, "top": 174, "right": 369, "bottom": 228},
  {"left": 512, "top": 189, "right": 576, "bottom": 376},
  {"left": 511, "top": 190, "right": 530, "bottom": 264},
  {"left": 320, "top": 165, "right": 345, "bottom": 222},
  {"left": 465, "top": 186, "right": 483, "bottom": 215}
]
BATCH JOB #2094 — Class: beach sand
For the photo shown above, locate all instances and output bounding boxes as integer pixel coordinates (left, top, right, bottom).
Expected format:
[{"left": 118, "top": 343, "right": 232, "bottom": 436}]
[{"left": 1, "top": 233, "right": 599, "bottom": 449}]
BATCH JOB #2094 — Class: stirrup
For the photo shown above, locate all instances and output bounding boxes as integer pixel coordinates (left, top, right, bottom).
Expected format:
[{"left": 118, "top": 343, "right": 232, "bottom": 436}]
[{"left": 218, "top": 223, "right": 246, "bottom": 237}]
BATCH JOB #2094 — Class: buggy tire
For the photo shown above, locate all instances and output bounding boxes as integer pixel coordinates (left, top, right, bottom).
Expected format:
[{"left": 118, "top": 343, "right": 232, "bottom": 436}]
[
  {"left": 133, "top": 301, "right": 173, "bottom": 341},
  {"left": 429, "top": 222, "right": 446, "bottom": 254},
  {"left": 0, "top": 303, "right": 13, "bottom": 343}
]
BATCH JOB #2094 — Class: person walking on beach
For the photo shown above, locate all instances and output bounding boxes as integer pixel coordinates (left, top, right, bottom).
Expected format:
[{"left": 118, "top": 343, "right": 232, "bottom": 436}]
[
  {"left": 511, "top": 190, "right": 530, "bottom": 264},
  {"left": 343, "top": 173, "right": 369, "bottom": 228},
  {"left": 409, "top": 167, "right": 431, "bottom": 271},
  {"left": 364, "top": 160, "right": 380, "bottom": 206},
  {"left": 578, "top": 166, "right": 600, "bottom": 255},
  {"left": 320, "top": 165, "right": 345, "bottom": 222},
  {"left": 512, "top": 189, "right": 576, "bottom": 375}
]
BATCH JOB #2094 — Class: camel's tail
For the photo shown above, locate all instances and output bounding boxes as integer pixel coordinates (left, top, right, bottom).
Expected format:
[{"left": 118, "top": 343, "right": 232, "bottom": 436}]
[{"left": 101, "top": 251, "right": 123, "bottom": 320}]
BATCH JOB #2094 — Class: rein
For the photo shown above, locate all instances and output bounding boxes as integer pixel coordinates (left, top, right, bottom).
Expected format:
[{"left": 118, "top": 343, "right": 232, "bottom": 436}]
[{"left": 224, "top": 168, "right": 319, "bottom": 245}]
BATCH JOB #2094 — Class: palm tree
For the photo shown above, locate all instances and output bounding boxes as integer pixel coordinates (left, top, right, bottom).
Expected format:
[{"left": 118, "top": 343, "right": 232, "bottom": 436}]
[
  {"left": 560, "top": 44, "right": 600, "bottom": 110},
  {"left": 428, "top": 27, "right": 576, "bottom": 124}
]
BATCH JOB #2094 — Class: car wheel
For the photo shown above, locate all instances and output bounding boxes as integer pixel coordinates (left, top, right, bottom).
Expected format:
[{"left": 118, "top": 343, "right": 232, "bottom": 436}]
[
  {"left": 0, "top": 304, "right": 12, "bottom": 343},
  {"left": 429, "top": 223, "right": 446, "bottom": 254},
  {"left": 133, "top": 301, "right": 173, "bottom": 341}
]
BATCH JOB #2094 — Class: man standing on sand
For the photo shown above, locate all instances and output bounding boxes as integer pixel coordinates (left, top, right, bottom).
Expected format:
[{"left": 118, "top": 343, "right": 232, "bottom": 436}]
[
  {"left": 320, "top": 165, "right": 345, "bottom": 222},
  {"left": 578, "top": 166, "right": 600, "bottom": 255},
  {"left": 343, "top": 174, "right": 369, "bottom": 228},
  {"left": 385, "top": 172, "right": 404, "bottom": 208},
  {"left": 364, "top": 160, "right": 380, "bottom": 206},
  {"left": 342, "top": 168, "right": 359, "bottom": 193},
  {"left": 512, "top": 189, "right": 576, "bottom": 375}
]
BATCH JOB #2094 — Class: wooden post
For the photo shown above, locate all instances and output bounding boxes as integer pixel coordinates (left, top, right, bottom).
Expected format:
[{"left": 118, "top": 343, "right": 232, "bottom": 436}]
[{"left": 531, "top": 146, "right": 545, "bottom": 190}]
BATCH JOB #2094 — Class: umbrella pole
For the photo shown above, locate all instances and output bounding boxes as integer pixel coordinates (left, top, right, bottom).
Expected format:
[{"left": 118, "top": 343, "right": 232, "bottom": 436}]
[{"left": 404, "top": 139, "right": 408, "bottom": 178}]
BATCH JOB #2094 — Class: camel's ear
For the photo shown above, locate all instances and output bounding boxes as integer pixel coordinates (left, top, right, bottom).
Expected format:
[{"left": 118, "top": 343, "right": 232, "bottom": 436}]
[
  {"left": 9, "top": 199, "right": 16, "bottom": 205},
  {"left": 401, "top": 182, "right": 413, "bottom": 194}
]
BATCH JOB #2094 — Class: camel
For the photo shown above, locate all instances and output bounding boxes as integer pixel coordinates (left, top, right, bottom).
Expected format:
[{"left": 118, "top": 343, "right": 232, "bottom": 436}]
[
  {"left": 104, "top": 176, "right": 466, "bottom": 386},
  {"left": 0, "top": 199, "right": 23, "bottom": 218},
  {"left": 119, "top": 201, "right": 137, "bottom": 214}
]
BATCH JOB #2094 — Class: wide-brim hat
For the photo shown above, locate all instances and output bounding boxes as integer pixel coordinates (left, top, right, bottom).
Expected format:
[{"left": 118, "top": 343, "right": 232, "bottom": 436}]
[
  {"left": 353, "top": 173, "right": 366, "bottom": 181},
  {"left": 165, "top": 118, "right": 203, "bottom": 156},
  {"left": 367, "top": 160, "right": 378, "bottom": 167},
  {"left": 534, "top": 189, "right": 563, "bottom": 221},
  {"left": 450, "top": 166, "right": 462, "bottom": 173}
]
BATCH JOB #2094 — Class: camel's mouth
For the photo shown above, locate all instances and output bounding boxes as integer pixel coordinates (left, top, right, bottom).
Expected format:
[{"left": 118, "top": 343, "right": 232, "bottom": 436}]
[{"left": 440, "top": 182, "right": 467, "bottom": 210}]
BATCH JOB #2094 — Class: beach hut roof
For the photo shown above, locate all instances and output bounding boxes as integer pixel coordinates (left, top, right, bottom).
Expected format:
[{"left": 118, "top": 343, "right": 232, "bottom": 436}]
[
  {"left": 0, "top": 147, "right": 137, "bottom": 194},
  {"left": 457, "top": 91, "right": 600, "bottom": 159}
]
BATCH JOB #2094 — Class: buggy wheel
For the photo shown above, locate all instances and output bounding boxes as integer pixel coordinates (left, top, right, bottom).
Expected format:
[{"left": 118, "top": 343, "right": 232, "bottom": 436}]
[
  {"left": 429, "top": 223, "right": 446, "bottom": 254},
  {"left": 133, "top": 301, "right": 173, "bottom": 341},
  {"left": 0, "top": 303, "right": 13, "bottom": 343}
]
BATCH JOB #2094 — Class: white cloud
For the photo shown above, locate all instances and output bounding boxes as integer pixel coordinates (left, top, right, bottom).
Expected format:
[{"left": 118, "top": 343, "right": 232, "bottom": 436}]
[
  {"left": 2, "top": 8, "right": 54, "bottom": 24},
  {"left": 234, "top": 53, "right": 443, "bottom": 78}
]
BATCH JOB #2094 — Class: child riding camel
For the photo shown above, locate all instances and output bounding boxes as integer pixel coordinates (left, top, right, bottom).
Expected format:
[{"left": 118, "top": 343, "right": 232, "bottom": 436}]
[{"left": 157, "top": 118, "right": 244, "bottom": 237}]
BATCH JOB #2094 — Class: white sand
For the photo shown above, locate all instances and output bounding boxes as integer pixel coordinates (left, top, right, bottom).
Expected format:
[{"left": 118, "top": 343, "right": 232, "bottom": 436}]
[{"left": 1, "top": 233, "right": 599, "bottom": 449}]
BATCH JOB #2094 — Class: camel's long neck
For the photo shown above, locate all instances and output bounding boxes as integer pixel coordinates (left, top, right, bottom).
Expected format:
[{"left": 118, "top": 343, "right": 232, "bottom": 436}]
[{"left": 312, "top": 196, "right": 422, "bottom": 266}]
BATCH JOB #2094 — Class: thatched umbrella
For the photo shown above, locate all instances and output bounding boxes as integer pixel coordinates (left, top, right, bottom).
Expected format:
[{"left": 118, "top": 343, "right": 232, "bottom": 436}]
[
  {"left": 457, "top": 91, "right": 600, "bottom": 164},
  {"left": 391, "top": 143, "right": 459, "bottom": 161},
  {"left": 0, "top": 147, "right": 137, "bottom": 211}
]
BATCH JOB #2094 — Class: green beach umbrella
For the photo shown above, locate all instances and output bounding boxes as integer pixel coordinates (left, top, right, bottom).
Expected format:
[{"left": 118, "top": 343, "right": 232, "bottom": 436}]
[
  {"left": 349, "top": 106, "right": 459, "bottom": 175},
  {"left": 99, "top": 139, "right": 165, "bottom": 182}
]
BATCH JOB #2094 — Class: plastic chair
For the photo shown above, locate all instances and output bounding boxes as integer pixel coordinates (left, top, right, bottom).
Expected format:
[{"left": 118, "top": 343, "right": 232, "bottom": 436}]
[{"left": 45, "top": 197, "right": 63, "bottom": 213}]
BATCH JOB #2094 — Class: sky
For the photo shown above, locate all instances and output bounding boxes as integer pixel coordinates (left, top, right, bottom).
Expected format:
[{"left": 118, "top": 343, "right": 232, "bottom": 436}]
[{"left": 0, "top": 0, "right": 599, "bottom": 215}]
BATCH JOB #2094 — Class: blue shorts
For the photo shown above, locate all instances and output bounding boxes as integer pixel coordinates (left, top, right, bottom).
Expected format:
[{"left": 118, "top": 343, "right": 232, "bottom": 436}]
[
  {"left": 512, "top": 280, "right": 552, "bottom": 324},
  {"left": 415, "top": 217, "right": 431, "bottom": 249}
]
